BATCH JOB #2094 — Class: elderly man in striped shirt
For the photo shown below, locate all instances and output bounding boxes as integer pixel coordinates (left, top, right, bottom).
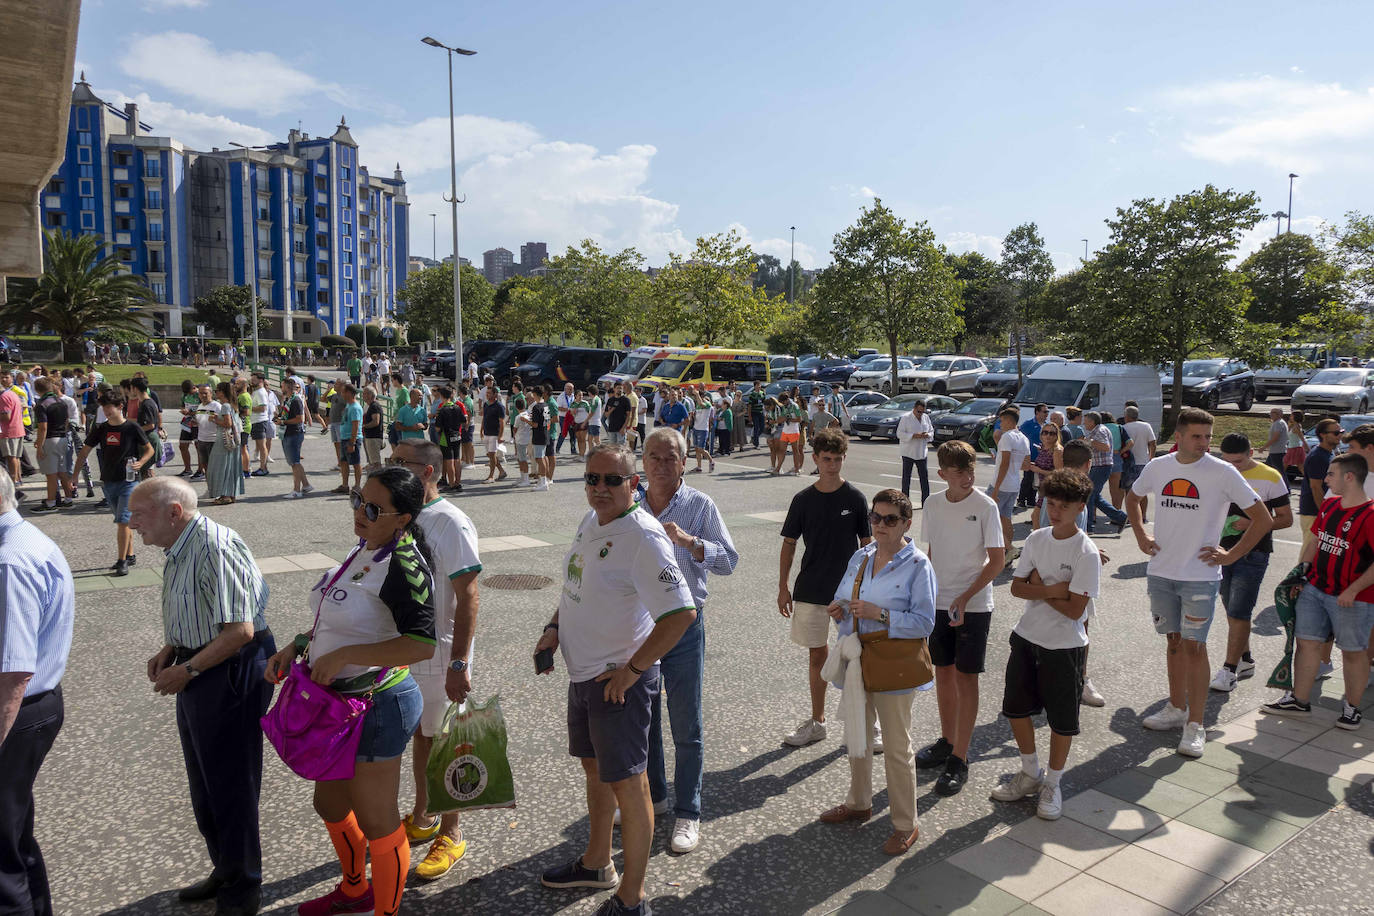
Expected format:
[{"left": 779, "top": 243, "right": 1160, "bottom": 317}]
[
  {"left": 128, "top": 477, "right": 275, "bottom": 916},
  {"left": 638, "top": 426, "right": 738, "bottom": 854}
]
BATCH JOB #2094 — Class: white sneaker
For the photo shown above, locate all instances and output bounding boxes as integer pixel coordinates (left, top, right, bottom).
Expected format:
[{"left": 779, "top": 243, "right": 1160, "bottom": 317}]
[
  {"left": 519, "top": 474, "right": 529, "bottom": 486},
  {"left": 528, "top": 476, "right": 540, "bottom": 487},
  {"left": 612, "top": 798, "right": 671, "bottom": 826},
  {"left": 1142, "top": 703, "right": 1188, "bottom": 731},
  {"left": 534, "top": 480, "right": 549, "bottom": 491},
  {"left": 1178, "top": 722, "right": 1206, "bottom": 758},
  {"left": 1210, "top": 668, "right": 1239, "bottom": 692},
  {"left": 281, "top": 490, "right": 299, "bottom": 499},
  {"left": 991, "top": 768, "right": 1044, "bottom": 802},
  {"left": 1036, "top": 782, "right": 1062, "bottom": 820},
  {"left": 872, "top": 721, "right": 884, "bottom": 755},
  {"left": 300, "top": 484, "right": 315, "bottom": 494},
  {"left": 1236, "top": 658, "right": 1256, "bottom": 679},
  {"left": 782, "top": 717, "right": 827, "bottom": 747},
  {"left": 1081, "top": 679, "right": 1105, "bottom": 707},
  {"left": 670, "top": 818, "right": 700, "bottom": 853}
]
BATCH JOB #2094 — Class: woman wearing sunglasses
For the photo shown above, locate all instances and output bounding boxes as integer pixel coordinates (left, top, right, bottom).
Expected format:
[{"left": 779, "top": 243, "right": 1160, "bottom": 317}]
[
  {"left": 264, "top": 467, "right": 436, "bottom": 916},
  {"left": 821, "top": 488, "right": 936, "bottom": 856},
  {"left": 1028, "top": 422, "right": 1064, "bottom": 529}
]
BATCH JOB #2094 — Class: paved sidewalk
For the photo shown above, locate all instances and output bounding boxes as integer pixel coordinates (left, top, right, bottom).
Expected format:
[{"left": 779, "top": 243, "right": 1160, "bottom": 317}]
[{"left": 835, "top": 673, "right": 1374, "bottom": 915}]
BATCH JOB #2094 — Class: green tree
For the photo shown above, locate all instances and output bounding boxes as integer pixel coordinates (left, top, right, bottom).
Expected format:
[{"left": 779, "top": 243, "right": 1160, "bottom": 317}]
[
  {"left": 1239, "top": 233, "right": 1347, "bottom": 326},
  {"left": 397, "top": 263, "right": 493, "bottom": 345},
  {"left": 752, "top": 254, "right": 788, "bottom": 297},
  {"left": 1000, "top": 222, "right": 1056, "bottom": 381},
  {"left": 493, "top": 277, "right": 560, "bottom": 343},
  {"left": 545, "top": 240, "right": 648, "bottom": 348},
  {"left": 0, "top": 230, "right": 154, "bottom": 361},
  {"left": 1052, "top": 186, "right": 1264, "bottom": 423},
  {"left": 652, "top": 230, "right": 782, "bottom": 346},
  {"left": 1328, "top": 210, "right": 1374, "bottom": 300},
  {"left": 190, "top": 284, "right": 270, "bottom": 341},
  {"left": 764, "top": 296, "right": 823, "bottom": 355},
  {"left": 946, "top": 251, "right": 1014, "bottom": 351},
  {"left": 814, "top": 199, "right": 963, "bottom": 393}
]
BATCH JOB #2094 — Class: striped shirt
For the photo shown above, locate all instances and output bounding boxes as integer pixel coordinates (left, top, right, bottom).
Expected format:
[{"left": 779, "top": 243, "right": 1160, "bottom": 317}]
[
  {"left": 161, "top": 515, "right": 269, "bottom": 649},
  {"left": 645, "top": 481, "right": 738, "bottom": 610},
  {"left": 1308, "top": 496, "right": 1374, "bottom": 602},
  {"left": 0, "top": 510, "right": 74, "bottom": 695}
]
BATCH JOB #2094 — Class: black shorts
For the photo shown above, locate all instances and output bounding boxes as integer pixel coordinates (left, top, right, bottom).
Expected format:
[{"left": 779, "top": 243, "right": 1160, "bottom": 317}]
[
  {"left": 544, "top": 439, "right": 555, "bottom": 457},
  {"left": 179, "top": 427, "right": 195, "bottom": 442},
  {"left": 250, "top": 421, "right": 270, "bottom": 441},
  {"left": 1001, "top": 631, "right": 1086, "bottom": 736},
  {"left": 460, "top": 426, "right": 473, "bottom": 444},
  {"left": 928, "top": 609, "right": 992, "bottom": 674},
  {"left": 439, "top": 443, "right": 459, "bottom": 461},
  {"left": 567, "top": 666, "right": 659, "bottom": 783}
]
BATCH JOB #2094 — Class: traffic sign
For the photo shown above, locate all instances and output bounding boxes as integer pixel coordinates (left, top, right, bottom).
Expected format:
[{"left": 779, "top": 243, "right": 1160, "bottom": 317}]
[
  {"left": 234, "top": 314, "right": 246, "bottom": 327},
  {"left": 382, "top": 327, "right": 395, "bottom": 339},
  {"left": 660, "top": 333, "right": 669, "bottom": 345},
  {"left": 196, "top": 324, "right": 206, "bottom": 337},
  {"left": 622, "top": 333, "right": 632, "bottom": 348}
]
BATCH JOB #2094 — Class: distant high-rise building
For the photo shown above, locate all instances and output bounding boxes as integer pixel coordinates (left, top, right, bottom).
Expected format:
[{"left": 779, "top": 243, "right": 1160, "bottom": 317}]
[
  {"left": 520, "top": 241, "right": 548, "bottom": 272},
  {"left": 482, "top": 247, "right": 513, "bottom": 284}
]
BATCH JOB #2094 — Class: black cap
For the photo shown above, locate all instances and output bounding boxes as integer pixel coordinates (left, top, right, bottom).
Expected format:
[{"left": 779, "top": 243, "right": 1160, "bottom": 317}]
[{"left": 1219, "top": 433, "right": 1251, "bottom": 454}]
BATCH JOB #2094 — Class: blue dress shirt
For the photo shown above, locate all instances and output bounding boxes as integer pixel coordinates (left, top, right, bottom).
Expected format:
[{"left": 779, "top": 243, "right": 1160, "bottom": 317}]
[
  {"left": 832, "top": 538, "right": 937, "bottom": 695},
  {"left": 0, "top": 510, "right": 75, "bottom": 695}
]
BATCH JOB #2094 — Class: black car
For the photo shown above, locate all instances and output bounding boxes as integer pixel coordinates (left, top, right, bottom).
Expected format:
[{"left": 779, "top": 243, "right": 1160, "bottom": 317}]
[
  {"left": 0, "top": 337, "right": 23, "bottom": 364},
  {"left": 849, "top": 394, "right": 959, "bottom": 440},
  {"left": 763, "top": 380, "right": 835, "bottom": 402},
  {"left": 931, "top": 397, "right": 1008, "bottom": 448},
  {"left": 1160, "top": 358, "right": 1255, "bottom": 411},
  {"left": 480, "top": 342, "right": 545, "bottom": 385},
  {"left": 421, "top": 349, "right": 453, "bottom": 376},
  {"left": 513, "top": 346, "right": 624, "bottom": 391},
  {"left": 795, "top": 357, "right": 859, "bottom": 385}
]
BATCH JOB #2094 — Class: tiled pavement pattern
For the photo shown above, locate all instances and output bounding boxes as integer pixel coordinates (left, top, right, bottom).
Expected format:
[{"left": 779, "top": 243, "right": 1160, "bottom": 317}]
[{"left": 834, "top": 673, "right": 1374, "bottom": 916}]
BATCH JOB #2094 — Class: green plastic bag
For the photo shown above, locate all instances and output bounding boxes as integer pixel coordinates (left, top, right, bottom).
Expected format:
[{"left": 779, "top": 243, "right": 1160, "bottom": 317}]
[{"left": 425, "top": 695, "right": 517, "bottom": 812}]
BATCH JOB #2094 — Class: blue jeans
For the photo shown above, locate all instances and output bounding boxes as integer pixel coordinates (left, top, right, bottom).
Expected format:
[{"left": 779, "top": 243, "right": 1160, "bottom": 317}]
[
  {"left": 1220, "top": 551, "right": 1270, "bottom": 621},
  {"left": 1086, "top": 465, "right": 1126, "bottom": 532},
  {"left": 751, "top": 410, "right": 765, "bottom": 447},
  {"left": 1147, "top": 575, "right": 1221, "bottom": 642},
  {"left": 647, "top": 613, "right": 704, "bottom": 819}
]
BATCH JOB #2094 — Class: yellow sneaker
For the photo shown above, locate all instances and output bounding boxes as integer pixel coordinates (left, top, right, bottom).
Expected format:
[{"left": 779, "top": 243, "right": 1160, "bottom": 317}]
[
  {"left": 402, "top": 813, "right": 441, "bottom": 845},
  {"left": 416, "top": 834, "right": 467, "bottom": 881}
]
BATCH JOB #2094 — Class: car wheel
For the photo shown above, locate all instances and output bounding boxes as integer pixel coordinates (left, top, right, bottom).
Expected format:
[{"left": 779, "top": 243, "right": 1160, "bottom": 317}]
[
  {"left": 1253, "top": 388, "right": 1267, "bottom": 402},
  {"left": 1237, "top": 387, "right": 1253, "bottom": 411},
  {"left": 880, "top": 380, "right": 891, "bottom": 394},
  {"left": 933, "top": 381, "right": 946, "bottom": 395},
  {"left": 1361, "top": 399, "right": 1369, "bottom": 414},
  {"left": 859, "top": 434, "right": 871, "bottom": 440},
  {"left": 1206, "top": 390, "right": 1220, "bottom": 411}
]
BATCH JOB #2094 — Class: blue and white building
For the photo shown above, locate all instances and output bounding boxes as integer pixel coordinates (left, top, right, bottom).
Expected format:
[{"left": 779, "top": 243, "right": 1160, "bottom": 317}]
[{"left": 39, "top": 76, "right": 409, "bottom": 340}]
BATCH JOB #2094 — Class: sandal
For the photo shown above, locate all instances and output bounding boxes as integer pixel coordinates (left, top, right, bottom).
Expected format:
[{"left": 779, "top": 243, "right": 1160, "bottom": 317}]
[{"left": 213, "top": 496, "right": 234, "bottom": 506}]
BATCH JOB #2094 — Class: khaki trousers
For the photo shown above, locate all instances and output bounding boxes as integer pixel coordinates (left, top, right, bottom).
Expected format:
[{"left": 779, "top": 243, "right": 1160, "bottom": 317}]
[{"left": 844, "top": 689, "right": 917, "bottom": 832}]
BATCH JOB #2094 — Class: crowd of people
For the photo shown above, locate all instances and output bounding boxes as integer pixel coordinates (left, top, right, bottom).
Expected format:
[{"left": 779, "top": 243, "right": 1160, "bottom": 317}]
[{"left": 6, "top": 353, "right": 1374, "bottom": 916}]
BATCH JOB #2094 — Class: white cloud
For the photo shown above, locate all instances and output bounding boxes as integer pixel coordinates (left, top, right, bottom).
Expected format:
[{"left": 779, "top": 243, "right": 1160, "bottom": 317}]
[
  {"left": 1160, "top": 75, "right": 1374, "bottom": 172},
  {"left": 942, "top": 231, "right": 1004, "bottom": 261},
  {"left": 1235, "top": 214, "right": 1328, "bottom": 260},
  {"left": 858, "top": 186, "right": 877, "bottom": 199},
  {"left": 725, "top": 222, "right": 822, "bottom": 269},
  {"left": 141, "top": 0, "right": 208, "bottom": 8},
  {"left": 96, "top": 87, "right": 274, "bottom": 149},
  {"left": 352, "top": 116, "right": 541, "bottom": 177},
  {"left": 1124, "top": 105, "right": 1142, "bottom": 113},
  {"left": 119, "top": 31, "right": 349, "bottom": 115}
]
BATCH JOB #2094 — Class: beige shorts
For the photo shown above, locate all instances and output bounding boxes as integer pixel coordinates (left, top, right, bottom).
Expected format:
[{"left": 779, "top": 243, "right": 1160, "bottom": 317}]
[
  {"left": 363, "top": 438, "right": 382, "bottom": 467},
  {"left": 790, "top": 600, "right": 832, "bottom": 649},
  {"left": 413, "top": 670, "right": 455, "bottom": 739}
]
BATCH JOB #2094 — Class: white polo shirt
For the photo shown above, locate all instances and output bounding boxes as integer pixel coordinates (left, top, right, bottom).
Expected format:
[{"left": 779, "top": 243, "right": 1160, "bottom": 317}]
[
  {"left": 558, "top": 503, "right": 695, "bottom": 682},
  {"left": 411, "top": 498, "right": 482, "bottom": 678}
]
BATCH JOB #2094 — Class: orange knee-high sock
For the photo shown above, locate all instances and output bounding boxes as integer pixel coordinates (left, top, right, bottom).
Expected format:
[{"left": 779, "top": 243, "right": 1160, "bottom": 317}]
[
  {"left": 368, "top": 825, "right": 410, "bottom": 916},
  {"left": 325, "top": 813, "right": 369, "bottom": 898}
]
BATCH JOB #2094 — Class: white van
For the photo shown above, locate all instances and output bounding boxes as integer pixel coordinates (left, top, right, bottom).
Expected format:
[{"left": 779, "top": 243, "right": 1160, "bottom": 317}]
[{"left": 1013, "top": 362, "right": 1163, "bottom": 430}]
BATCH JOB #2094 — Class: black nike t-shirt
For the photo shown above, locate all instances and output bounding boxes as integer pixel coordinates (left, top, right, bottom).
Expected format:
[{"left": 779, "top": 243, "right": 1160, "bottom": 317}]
[
  {"left": 605, "top": 395, "right": 632, "bottom": 433},
  {"left": 781, "top": 481, "right": 872, "bottom": 605},
  {"left": 84, "top": 420, "right": 149, "bottom": 483}
]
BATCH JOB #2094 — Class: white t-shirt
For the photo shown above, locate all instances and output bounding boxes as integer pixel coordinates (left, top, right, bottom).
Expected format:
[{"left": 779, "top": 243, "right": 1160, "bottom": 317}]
[
  {"left": 693, "top": 403, "right": 713, "bottom": 431},
  {"left": 411, "top": 499, "right": 482, "bottom": 677},
  {"left": 921, "top": 487, "right": 1004, "bottom": 612},
  {"left": 897, "top": 411, "right": 934, "bottom": 461},
  {"left": 557, "top": 505, "right": 695, "bottom": 682},
  {"left": 1131, "top": 452, "right": 1259, "bottom": 581},
  {"left": 1012, "top": 526, "right": 1100, "bottom": 649},
  {"left": 377, "top": 358, "right": 391, "bottom": 377},
  {"left": 995, "top": 429, "right": 1031, "bottom": 493},
  {"left": 195, "top": 402, "right": 220, "bottom": 442},
  {"left": 637, "top": 395, "right": 648, "bottom": 422},
  {"left": 250, "top": 387, "right": 269, "bottom": 420},
  {"left": 589, "top": 395, "right": 603, "bottom": 426},
  {"left": 513, "top": 410, "right": 533, "bottom": 445},
  {"left": 1124, "top": 420, "right": 1156, "bottom": 466}
]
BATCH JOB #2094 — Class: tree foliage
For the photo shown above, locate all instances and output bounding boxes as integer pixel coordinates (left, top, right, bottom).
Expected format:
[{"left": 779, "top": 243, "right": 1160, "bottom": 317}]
[
  {"left": 1239, "top": 232, "right": 1347, "bottom": 327},
  {"left": 0, "top": 230, "right": 155, "bottom": 361},
  {"left": 1328, "top": 210, "right": 1374, "bottom": 301},
  {"left": 191, "top": 284, "right": 271, "bottom": 341},
  {"left": 396, "top": 262, "right": 494, "bottom": 344},
  {"left": 544, "top": 240, "right": 649, "bottom": 348},
  {"left": 764, "top": 295, "right": 824, "bottom": 355},
  {"left": 946, "top": 251, "right": 1014, "bottom": 350},
  {"left": 1000, "top": 222, "right": 1056, "bottom": 380},
  {"left": 493, "top": 277, "right": 560, "bottom": 343},
  {"left": 814, "top": 199, "right": 963, "bottom": 392},
  {"left": 652, "top": 230, "right": 782, "bottom": 346}
]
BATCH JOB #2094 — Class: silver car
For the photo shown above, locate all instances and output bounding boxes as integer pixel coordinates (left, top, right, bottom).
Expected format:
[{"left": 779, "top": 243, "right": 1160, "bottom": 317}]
[
  {"left": 847, "top": 357, "right": 918, "bottom": 393},
  {"left": 1291, "top": 368, "right": 1374, "bottom": 414},
  {"left": 909, "top": 356, "right": 988, "bottom": 395}
]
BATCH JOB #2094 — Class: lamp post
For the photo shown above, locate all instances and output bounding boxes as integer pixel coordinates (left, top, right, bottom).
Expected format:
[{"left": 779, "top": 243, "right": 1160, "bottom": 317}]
[
  {"left": 1081, "top": 238, "right": 1088, "bottom": 262},
  {"left": 1287, "top": 173, "right": 1298, "bottom": 233},
  {"left": 421, "top": 36, "right": 476, "bottom": 362},
  {"left": 789, "top": 226, "right": 796, "bottom": 302},
  {"left": 430, "top": 212, "right": 436, "bottom": 260},
  {"left": 1272, "top": 210, "right": 1287, "bottom": 238}
]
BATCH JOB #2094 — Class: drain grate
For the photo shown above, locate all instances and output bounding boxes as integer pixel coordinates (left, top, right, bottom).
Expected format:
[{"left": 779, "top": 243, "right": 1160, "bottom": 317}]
[{"left": 483, "top": 573, "right": 554, "bottom": 590}]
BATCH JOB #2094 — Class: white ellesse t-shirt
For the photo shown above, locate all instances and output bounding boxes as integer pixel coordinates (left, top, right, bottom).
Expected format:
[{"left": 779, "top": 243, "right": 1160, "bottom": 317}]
[
  {"left": 410, "top": 498, "right": 482, "bottom": 678},
  {"left": 1131, "top": 452, "right": 1259, "bottom": 582},
  {"left": 557, "top": 504, "right": 695, "bottom": 682},
  {"left": 250, "top": 387, "right": 269, "bottom": 421},
  {"left": 922, "top": 487, "right": 1004, "bottom": 612},
  {"left": 996, "top": 429, "right": 1031, "bottom": 493},
  {"left": 897, "top": 411, "right": 934, "bottom": 461},
  {"left": 1124, "top": 420, "right": 1156, "bottom": 465},
  {"left": 1012, "top": 526, "right": 1101, "bottom": 650}
]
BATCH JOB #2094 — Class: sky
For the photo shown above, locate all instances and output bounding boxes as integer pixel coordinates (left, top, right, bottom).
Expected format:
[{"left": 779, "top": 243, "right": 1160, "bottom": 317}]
[{"left": 73, "top": 0, "right": 1374, "bottom": 274}]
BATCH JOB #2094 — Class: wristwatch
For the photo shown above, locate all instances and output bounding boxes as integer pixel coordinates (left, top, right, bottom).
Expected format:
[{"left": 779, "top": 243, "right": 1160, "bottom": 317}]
[
  {"left": 184, "top": 664, "right": 201, "bottom": 679},
  {"left": 691, "top": 537, "right": 704, "bottom": 553},
  {"left": 878, "top": 609, "right": 889, "bottom": 626},
  {"left": 449, "top": 658, "right": 469, "bottom": 673}
]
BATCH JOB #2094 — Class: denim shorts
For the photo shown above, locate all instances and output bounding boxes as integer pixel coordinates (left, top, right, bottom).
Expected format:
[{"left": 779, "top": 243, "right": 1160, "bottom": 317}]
[
  {"left": 693, "top": 429, "right": 710, "bottom": 449},
  {"left": 281, "top": 431, "right": 304, "bottom": 466},
  {"left": 354, "top": 674, "right": 423, "bottom": 762},
  {"left": 1294, "top": 586, "right": 1374, "bottom": 652},
  {"left": 329, "top": 422, "right": 341, "bottom": 443},
  {"left": 588, "top": 425, "right": 601, "bottom": 437},
  {"left": 568, "top": 666, "right": 660, "bottom": 783},
  {"left": 1111, "top": 452, "right": 1123, "bottom": 473},
  {"left": 515, "top": 441, "right": 530, "bottom": 463},
  {"left": 102, "top": 480, "right": 136, "bottom": 524},
  {"left": 988, "top": 486, "right": 1017, "bottom": 519},
  {"left": 340, "top": 439, "right": 360, "bottom": 466},
  {"left": 1147, "top": 575, "right": 1221, "bottom": 642},
  {"left": 1220, "top": 551, "right": 1270, "bottom": 622}
]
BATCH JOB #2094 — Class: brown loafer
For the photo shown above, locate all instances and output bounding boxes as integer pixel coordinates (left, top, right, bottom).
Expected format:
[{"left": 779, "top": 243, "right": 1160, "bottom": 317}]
[
  {"left": 883, "top": 827, "right": 919, "bottom": 855},
  {"left": 819, "top": 804, "right": 871, "bottom": 824}
]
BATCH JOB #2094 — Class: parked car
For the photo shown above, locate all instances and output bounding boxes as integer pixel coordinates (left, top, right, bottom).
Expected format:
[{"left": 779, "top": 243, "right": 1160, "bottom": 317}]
[
  {"left": 420, "top": 349, "right": 453, "bottom": 376},
  {"left": 849, "top": 394, "right": 958, "bottom": 440},
  {"left": 1255, "top": 342, "right": 1330, "bottom": 401},
  {"left": 848, "top": 357, "right": 919, "bottom": 394},
  {"left": 1015, "top": 362, "right": 1164, "bottom": 430},
  {"left": 1159, "top": 358, "right": 1255, "bottom": 410},
  {"left": 769, "top": 354, "right": 799, "bottom": 379},
  {"left": 512, "top": 346, "right": 623, "bottom": 391},
  {"left": 1291, "top": 367, "right": 1374, "bottom": 415},
  {"left": 931, "top": 397, "right": 1009, "bottom": 447},
  {"left": 0, "top": 337, "right": 24, "bottom": 364},
  {"left": 908, "top": 355, "right": 987, "bottom": 395},
  {"left": 764, "top": 380, "right": 835, "bottom": 404},
  {"left": 838, "top": 389, "right": 889, "bottom": 410},
  {"left": 796, "top": 356, "right": 860, "bottom": 385},
  {"left": 974, "top": 355, "right": 1066, "bottom": 398}
]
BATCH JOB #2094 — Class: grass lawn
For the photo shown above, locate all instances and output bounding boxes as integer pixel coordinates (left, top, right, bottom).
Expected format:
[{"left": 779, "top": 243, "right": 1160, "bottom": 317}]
[{"left": 45, "top": 364, "right": 228, "bottom": 386}]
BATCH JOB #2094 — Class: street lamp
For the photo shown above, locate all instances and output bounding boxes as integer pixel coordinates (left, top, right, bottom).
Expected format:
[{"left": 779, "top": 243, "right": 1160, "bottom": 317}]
[
  {"left": 421, "top": 36, "right": 477, "bottom": 362},
  {"left": 1081, "top": 239, "right": 1088, "bottom": 262},
  {"left": 1287, "top": 173, "right": 1298, "bottom": 233},
  {"left": 789, "top": 226, "right": 796, "bottom": 302},
  {"left": 430, "top": 213, "right": 437, "bottom": 261},
  {"left": 1272, "top": 210, "right": 1287, "bottom": 238}
]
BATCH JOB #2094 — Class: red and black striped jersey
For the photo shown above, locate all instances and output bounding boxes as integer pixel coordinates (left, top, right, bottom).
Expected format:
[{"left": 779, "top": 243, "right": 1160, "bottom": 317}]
[{"left": 1307, "top": 497, "right": 1374, "bottom": 600}]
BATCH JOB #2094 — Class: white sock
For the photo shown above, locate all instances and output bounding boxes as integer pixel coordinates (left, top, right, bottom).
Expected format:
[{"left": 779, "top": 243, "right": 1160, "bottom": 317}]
[
  {"left": 1045, "top": 767, "right": 1063, "bottom": 787},
  {"left": 1020, "top": 753, "right": 1040, "bottom": 777},
  {"left": 1345, "top": 700, "right": 1359, "bottom": 716}
]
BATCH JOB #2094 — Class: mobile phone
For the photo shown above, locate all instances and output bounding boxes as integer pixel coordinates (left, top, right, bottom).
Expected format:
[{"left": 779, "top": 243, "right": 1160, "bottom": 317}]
[{"left": 535, "top": 647, "right": 555, "bottom": 675}]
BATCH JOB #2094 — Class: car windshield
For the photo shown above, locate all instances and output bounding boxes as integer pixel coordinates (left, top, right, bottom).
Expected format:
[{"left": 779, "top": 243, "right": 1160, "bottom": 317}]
[
  {"left": 867, "top": 359, "right": 893, "bottom": 370},
  {"left": 951, "top": 398, "right": 1006, "bottom": 416},
  {"left": 653, "top": 357, "right": 694, "bottom": 378},
  {"left": 986, "top": 358, "right": 1018, "bottom": 373},
  {"left": 820, "top": 358, "right": 850, "bottom": 367},
  {"left": 614, "top": 354, "right": 655, "bottom": 376},
  {"left": 1181, "top": 360, "right": 1226, "bottom": 376},
  {"left": 918, "top": 359, "right": 952, "bottom": 372},
  {"left": 1015, "top": 378, "right": 1084, "bottom": 405},
  {"left": 853, "top": 353, "right": 882, "bottom": 365},
  {"left": 798, "top": 357, "right": 824, "bottom": 368},
  {"left": 1310, "top": 369, "right": 1366, "bottom": 386},
  {"left": 882, "top": 395, "right": 924, "bottom": 411}
]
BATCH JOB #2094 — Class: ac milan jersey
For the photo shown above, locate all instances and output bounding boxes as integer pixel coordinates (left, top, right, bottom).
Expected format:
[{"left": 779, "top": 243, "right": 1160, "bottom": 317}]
[{"left": 1307, "top": 497, "right": 1374, "bottom": 601}]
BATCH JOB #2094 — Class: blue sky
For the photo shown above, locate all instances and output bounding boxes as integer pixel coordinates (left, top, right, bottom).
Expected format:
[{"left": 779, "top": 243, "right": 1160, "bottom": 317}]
[{"left": 75, "top": 0, "right": 1374, "bottom": 272}]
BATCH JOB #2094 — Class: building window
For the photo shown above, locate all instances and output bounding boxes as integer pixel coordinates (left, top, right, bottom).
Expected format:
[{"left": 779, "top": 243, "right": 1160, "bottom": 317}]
[
  {"left": 314, "top": 205, "right": 328, "bottom": 220},
  {"left": 80, "top": 197, "right": 94, "bottom": 211},
  {"left": 316, "top": 233, "right": 328, "bottom": 249},
  {"left": 144, "top": 159, "right": 161, "bottom": 178},
  {"left": 301, "top": 321, "right": 312, "bottom": 335},
  {"left": 78, "top": 131, "right": 92, "bottom": 146},
  {"left": 47, "top": 178, "right": 64, "bottom": 194},
  {"left": 46, "top": 212, "right": 65, "bottom": 228},
  {"left": 112, "top": 151, "right": 130, "bottom": 166},
  {"left": 340, "top": 166, "right": 351, "bottom": 181},
  {"left": 79, "top": 164, "right": 93, "bottom": 178},
  {"left": 342, "top": 209, "right": 351, "bottom": 225},
  {"left": 80, "top": 211, "right": 95, "bottom": 229},
  {"left": 77, "top": 147, "right": 91, "bottom": 164},
  {"left": 258, "top": 207, "right": 270, "bottom": 221},
  {"left": 117, "top": 248, "right": 134, "bottom": 262},
  {"left": 344, "top": 264, "right": 352, "bottom": 279},
  {"left": 343, "top": 236, "right": 352, "bottom": 251},
  {"left": 343, "top": 278, "right": 352, "bottom": 290},
  {"left": 151, "top": 281, "right": 166, "bottom": 301},
  {"left": 343, "top": 251, "right": 353, "bottom": 265},
  {"left": 294, "top": 206, "right": 304, "bottom": 223},
  {"left": 344, "top": 291, "right": 353, "bottom": 306},
  {"left": 76, "top": 107, "right": 88, "bottom": 129},
  {"left": 314, "top": 176, "right": 327, "bottom": 192},
  {"left": 295, "top": 290, "right": 306, "bottom": 308},
  {"left": 146, "top": 190, "right": 162, "bottom": 208},
  {"left": 115, "top": 184, "right": 131, "bottom": 199},
  {"left": 317, "top": 291, "right": 329, "bottom": 305},
  {"left": 78, "top": 178, "right": 94, "bottom": 197},
  {"left": 148, "top": 222, "right": 164, "bottom": 241},
  {"left": 148, "top": 252, "right": 163, "bottom": 271}
]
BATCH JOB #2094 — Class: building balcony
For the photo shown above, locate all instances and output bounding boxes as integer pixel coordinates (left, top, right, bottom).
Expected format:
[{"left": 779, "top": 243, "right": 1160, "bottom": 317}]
[
  {"left": 144, "top": 238, "right": 165, "bottom": 248},
  {"left": 114, "top": 200, "right": 131, "bottom": 214},
  {"left": 113, "top": 167, "right": 129, "bottom": 181},
  {"left": 146, "top": 269, "right": 167, "bottom": 280},
  {"left": 143, "top": 174, "right": 162, "bottom": 186},
  {"left": 294, "top": 278, "right": 309, "bottom": 289},
  {"left": 114, "top": 232, "right": 131, "bottom": 245},
  {"left": 43, "top": 195, "right": 60, "bottom": 209},
  {"left": 317, "top": 248, "right": 329, "bottom": 261},
  {"left": 144, "top": 204, "right": 164, "bottom": 215}
]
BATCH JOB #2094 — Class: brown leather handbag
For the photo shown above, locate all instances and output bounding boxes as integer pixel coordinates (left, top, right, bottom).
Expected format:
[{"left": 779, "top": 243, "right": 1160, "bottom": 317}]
[{"left": 851, "top": 555, "right": 935, "bottom": 692}]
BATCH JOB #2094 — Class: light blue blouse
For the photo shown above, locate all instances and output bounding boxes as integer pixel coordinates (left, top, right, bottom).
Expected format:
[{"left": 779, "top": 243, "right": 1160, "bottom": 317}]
[{"left": 831, "top": 538, "right": 938, "bottom": 695}]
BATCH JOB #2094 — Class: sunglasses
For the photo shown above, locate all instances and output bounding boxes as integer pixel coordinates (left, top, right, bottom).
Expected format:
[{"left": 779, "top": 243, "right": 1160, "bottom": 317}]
[
  {"left": 869, "top": 510, "right": 905, "bottom": 527},
  {"left": 584, "top": 472, "right": 630, "bottom": 487},
  {"left": 349, "top": 490, "right": 404, "bottom": 522}
]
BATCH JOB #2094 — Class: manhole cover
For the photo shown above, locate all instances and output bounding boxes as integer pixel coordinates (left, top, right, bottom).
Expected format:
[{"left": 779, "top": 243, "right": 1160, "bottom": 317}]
[{"left": 483, "top": 573, "right": 554, "bottom": 590}]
